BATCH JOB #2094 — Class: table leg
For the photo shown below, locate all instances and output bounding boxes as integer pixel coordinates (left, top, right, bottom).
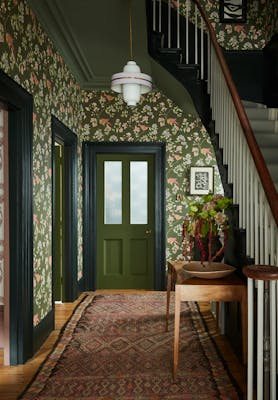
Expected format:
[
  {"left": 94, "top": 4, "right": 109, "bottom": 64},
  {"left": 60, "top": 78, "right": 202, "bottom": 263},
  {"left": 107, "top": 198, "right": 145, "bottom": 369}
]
[
  {"left": 215, "top": 302, "right": 220, "bottom": 327},
  {"left": 166, "top": 266, "right": 172, "bottom": 332},
  {"left": 241, "top": 287, "right": 248, "bottom": 365},
  {"left": 173, "top": 287, "right": 181, "bottom": 381}
]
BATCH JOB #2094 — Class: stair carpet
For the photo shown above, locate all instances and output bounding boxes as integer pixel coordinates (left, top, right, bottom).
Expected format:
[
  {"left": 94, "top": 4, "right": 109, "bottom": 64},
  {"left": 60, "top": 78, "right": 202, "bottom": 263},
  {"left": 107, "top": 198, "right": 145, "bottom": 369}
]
[{"left": 243, "top": 100, "right": 278, "bottom": 193}]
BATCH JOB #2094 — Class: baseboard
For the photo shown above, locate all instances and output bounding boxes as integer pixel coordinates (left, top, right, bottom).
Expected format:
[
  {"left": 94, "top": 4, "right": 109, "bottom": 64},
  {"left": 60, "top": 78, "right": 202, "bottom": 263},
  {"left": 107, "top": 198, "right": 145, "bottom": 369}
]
[{"left": 33, "top": 308, "right": 54, "bottom": 354}]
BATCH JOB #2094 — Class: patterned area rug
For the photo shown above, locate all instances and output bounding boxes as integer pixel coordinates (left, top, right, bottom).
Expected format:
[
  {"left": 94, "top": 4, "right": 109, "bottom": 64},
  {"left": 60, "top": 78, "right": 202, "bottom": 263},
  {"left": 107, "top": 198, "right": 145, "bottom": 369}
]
[{"left": 20, "top": 293, "right": 242, "bottom": 399}]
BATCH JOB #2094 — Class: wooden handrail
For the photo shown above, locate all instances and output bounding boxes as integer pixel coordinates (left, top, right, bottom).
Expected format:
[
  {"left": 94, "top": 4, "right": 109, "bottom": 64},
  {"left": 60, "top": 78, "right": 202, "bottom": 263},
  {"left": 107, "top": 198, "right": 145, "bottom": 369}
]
[{"left": 191, "top": 0, "right": 278, "bottom": 226}]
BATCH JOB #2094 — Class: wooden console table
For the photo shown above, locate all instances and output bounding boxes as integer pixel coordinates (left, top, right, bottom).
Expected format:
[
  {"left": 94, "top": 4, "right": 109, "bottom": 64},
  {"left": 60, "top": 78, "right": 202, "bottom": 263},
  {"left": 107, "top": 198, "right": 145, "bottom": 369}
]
[{"left": 166, "top": 260, "right": 247, "bottom": 380}]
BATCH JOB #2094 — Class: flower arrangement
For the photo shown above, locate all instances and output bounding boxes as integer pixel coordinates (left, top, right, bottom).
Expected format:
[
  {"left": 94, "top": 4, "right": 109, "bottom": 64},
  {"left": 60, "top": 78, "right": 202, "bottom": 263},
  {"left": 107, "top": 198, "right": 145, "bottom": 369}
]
[{"left": 182, "top": 194, "right": 233, "bottom": 264}]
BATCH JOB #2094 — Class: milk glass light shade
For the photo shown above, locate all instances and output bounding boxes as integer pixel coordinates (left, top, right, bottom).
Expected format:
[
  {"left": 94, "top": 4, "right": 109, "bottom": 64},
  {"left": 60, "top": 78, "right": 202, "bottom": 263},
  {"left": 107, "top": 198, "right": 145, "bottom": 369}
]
[{"left": 111, "top": 61, "right": 152, "bottom": 106}]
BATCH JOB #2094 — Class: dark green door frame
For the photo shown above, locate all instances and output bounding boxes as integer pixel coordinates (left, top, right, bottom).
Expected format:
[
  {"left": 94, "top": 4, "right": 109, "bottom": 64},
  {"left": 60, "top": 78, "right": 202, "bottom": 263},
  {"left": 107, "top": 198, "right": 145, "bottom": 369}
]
[
  {"left": 51, "top": 116, "right": 78, "bottom": 304},
  {"left": 82, "top": 142, "right": 166, "bottom": 291},
  {"left": 0, "top": 69, "right": 33, "bottom": 365}
]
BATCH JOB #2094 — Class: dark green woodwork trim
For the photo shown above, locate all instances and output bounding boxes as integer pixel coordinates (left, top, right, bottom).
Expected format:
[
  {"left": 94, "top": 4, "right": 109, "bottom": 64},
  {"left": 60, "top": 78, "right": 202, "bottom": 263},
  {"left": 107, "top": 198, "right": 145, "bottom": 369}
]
[
  {"left": 51, "top": 116, "right": 78, "bottom": 304},
  {"left": 0, "top": 69, "right": 34, "bottom": 365},
  {"left": 82, "top": 142, "right": 166, "bottom": 291},
  {"left": 77, "top": 276, "right": 85, "bottom": 293},
  {"left": 33, "top": 309, "right": 54, "bottom": 354}
]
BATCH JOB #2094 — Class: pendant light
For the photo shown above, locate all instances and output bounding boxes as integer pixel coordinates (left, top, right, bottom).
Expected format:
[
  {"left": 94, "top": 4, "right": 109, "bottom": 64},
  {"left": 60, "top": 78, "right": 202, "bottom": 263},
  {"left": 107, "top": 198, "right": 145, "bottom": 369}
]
[{"left": 111, "top": 0, "right": 152, "bottom": 106}]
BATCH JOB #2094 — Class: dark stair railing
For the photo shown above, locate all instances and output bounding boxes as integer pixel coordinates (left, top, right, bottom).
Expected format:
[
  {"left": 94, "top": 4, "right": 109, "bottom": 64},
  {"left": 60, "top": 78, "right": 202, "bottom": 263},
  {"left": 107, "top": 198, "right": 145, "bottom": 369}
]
[{"left": 146, "top": 1, "right": 278, "bottom": 399}]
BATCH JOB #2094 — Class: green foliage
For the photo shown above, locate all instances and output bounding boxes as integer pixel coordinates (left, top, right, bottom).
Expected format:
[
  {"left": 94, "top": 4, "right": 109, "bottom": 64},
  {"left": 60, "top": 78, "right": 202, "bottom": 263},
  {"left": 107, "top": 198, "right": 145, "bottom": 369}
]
[{"left": 185, "top": 194, "right": 233, "bottom": 238}]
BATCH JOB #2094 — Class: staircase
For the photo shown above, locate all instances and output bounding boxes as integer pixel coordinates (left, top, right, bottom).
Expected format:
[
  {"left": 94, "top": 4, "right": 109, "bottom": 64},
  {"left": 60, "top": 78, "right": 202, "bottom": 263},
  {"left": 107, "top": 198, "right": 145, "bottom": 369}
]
[
  {"left": 243, "top": 101, "right": 278, "bottom": 193},
  {"left": 146, "top": 3, "right": 278, "bottom": 397}
]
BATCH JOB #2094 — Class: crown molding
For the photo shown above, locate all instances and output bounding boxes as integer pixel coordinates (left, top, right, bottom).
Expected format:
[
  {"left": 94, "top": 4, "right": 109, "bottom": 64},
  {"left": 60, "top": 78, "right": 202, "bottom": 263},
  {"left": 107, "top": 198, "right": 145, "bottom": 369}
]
[{"left": 27, "top": 0, "right": 111, "bottom": 89}]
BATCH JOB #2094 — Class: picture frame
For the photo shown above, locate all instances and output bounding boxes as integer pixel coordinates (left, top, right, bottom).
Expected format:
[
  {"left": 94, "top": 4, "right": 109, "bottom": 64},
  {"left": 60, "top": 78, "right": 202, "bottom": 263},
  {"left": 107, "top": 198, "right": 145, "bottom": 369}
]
[
  {"left": 219, "top": 0, "right": 247, "bottom": 23},
  {"left": 190, "top": 166, "right": 214, "bottom": 195}
]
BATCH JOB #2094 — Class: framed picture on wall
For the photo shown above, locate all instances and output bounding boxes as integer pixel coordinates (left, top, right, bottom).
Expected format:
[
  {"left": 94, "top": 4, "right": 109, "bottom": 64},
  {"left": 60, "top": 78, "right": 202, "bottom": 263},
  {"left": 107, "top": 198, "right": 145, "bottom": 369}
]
[
  {"left": 219, "top": 0, "right": 247, "bottom": 23},
  {"left": 190, "top": 166, "right": 214, "bottom": 195}
]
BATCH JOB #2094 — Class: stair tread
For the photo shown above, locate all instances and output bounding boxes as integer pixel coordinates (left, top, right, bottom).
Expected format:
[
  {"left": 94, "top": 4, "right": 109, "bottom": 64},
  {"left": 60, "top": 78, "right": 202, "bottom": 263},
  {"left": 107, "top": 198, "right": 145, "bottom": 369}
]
[
  {"left": 158, "top": 47, "right": 182, "bottom": 53},
  {"left": 242, "top": 100, "right": 267, "bottom": 108},
  {"left": 177, "top": 63, "right": 200, "bottom": 68}
]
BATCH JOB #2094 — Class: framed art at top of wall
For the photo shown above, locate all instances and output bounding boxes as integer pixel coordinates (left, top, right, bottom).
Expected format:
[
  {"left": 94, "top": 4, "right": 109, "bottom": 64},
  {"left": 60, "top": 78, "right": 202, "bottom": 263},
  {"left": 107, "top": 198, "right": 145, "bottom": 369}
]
[
  {"left": 190, "top": 166, "right": 214, "bottom": 195},
  {"left": 219, "top": 0, "right": 247, "bottom": 23}
]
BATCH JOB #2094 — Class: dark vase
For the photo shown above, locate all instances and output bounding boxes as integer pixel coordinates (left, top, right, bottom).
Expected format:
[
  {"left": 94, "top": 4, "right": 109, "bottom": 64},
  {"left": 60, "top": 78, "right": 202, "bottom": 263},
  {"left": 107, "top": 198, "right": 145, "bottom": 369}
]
[{"left": 193, "top": 236, "right": 224, "bottom": 262}]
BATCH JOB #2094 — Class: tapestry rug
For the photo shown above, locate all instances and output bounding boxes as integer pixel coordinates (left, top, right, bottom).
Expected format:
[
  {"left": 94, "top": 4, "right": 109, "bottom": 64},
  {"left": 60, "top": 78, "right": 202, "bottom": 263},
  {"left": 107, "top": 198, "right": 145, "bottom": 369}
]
[{"left": 20, "top": 293, "right": 242, "bottom": 399}]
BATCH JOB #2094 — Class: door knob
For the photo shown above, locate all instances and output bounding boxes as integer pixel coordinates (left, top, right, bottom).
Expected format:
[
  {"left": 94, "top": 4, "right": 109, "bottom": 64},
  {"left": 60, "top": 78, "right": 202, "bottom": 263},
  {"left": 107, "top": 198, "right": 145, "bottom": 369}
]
[{"left": 145, "top": 229, "right": 152, "bottom": 234}]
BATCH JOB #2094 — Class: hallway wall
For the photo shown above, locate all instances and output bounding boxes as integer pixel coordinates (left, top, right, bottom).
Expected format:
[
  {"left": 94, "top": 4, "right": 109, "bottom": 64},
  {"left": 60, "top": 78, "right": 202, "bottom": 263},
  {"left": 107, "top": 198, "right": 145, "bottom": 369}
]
[{"left": 0, "top": 0, "right": 84, "bottom": 325}]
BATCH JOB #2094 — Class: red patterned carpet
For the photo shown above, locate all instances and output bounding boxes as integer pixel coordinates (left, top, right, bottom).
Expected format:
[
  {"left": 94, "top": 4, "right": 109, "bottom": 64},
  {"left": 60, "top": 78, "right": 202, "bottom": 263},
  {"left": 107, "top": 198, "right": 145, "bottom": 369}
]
[{"left": 20, "top": 293, "right": 242, "bottom": 399}]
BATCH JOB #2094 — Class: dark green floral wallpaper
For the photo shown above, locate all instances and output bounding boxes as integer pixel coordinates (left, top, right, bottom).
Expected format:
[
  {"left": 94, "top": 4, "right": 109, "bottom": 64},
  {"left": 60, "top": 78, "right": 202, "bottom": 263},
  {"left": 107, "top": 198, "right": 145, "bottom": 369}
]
[
  {"left": 172, "top": 0, "right": 278, "bottom": 50},
  {"left": 0, "top": 0, "right": 84, "bottom": 325},
  {"left": 82, "top": 90, "right": 223, "bottom": 260}
]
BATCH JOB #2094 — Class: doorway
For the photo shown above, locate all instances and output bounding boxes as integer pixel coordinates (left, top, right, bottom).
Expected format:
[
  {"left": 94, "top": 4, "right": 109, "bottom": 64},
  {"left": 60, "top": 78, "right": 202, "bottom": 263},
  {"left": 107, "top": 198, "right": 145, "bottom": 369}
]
[
  {"left": 83, "top": 142, "right": 166, "bottom": 291},
  {"left": 0, "top": 69, "right": 33, "bottom": 365},
  {"left": 52, "top": 116, "right": 78, "bottom": 305}
]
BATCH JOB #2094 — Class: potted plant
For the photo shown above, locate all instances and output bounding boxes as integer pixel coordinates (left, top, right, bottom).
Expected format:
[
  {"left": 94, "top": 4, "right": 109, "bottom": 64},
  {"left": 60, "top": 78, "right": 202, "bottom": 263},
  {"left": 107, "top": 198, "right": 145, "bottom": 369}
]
[{"left": 182, "top": 194, "right": 233, "bottom": 264}]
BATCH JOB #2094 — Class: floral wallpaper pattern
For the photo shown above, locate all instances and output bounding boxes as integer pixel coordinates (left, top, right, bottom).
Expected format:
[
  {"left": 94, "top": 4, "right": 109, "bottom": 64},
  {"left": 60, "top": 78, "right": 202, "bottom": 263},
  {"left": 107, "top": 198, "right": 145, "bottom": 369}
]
[
  {"left": 81, "top": 90, "right": 223, "bottom": 260},
  {"left": 173, "top": 0, "right": 278, "bottom": 50},
  {"left": 0, "top": 0, "right": 84, "bottom": 325},
  {"left": 0, "top": 0, "right": 273, "bottom": 327}
]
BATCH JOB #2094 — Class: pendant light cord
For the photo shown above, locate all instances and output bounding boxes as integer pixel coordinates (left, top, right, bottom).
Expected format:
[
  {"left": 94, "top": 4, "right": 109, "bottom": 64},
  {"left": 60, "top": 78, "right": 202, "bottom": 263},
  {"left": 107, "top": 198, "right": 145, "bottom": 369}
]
[{"left": 129, "top": 0, "right": 133, "bottom": 60}]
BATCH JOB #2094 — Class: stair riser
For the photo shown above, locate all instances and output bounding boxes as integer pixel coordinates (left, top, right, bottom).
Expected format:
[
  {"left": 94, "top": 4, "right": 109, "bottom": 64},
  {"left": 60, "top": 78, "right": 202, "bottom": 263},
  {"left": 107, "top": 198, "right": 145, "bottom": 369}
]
[
  {"left": 246, "top": 108, "right": 278, "bottom": 120},
  {"left": 267, "top": 165, "right": 278, "bottom": 182},
  {"left": 249, "top": 120, "right": 278, "bottom": 133},
  {"left": 254, "top": 134, "right": 278, "bottom": 146},
  {"left": 261, "top": 148, "right": 278, "bottom": 163}
]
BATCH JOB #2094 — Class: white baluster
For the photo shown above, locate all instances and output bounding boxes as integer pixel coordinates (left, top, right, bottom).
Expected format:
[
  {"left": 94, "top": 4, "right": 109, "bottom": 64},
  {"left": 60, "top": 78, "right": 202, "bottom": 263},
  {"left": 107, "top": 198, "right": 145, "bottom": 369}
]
[
  {"left": 250, "top": 161, "right": 254, "bottom": 259},
  {"left": 158, "top": 0, "right": 162, "bottom": 32},
  {"left": 168, "top": 0, "right": 171, "bottom": 48},
  {"left": 254, "top": 178, "right": 259, "bottom": 264},
  {"left": 257, "top": 280, "right": 264, "bottom": 400},
  {"left": 195, "top": 4, "right": 198, "bottom": 65},
  {"left": 185, "top": 0, "right": 189, "bottom": 63},
  {"left": 200, "top": 18, "right": 204, "bottom": 79},
  {"left": 247, "top": 278, "right": 254, "bottom": 400},
  {"left": 270, "top": 281, "right": 277, "bottom": 400},
  {"left": 153, "top": 0, "right": 156, "bottom": 31},
  {"left": 207, "top": 34, "right": 211, "bottom": 92},
  {"left": 177, "top": 0, "right": 180, "bottom": 48},
  {"left": 264, "top": 208, "right": 269, "bottom": 265},
  {"left": 259, "top": 189, "right": 264, "bottom": 264}
]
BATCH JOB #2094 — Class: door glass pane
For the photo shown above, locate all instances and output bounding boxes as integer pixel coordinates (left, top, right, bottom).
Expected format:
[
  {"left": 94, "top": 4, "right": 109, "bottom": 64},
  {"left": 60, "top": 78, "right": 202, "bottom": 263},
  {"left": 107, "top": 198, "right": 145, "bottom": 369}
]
[
  {"left": 104, "top": 161, "right": 122, "bottom": 224},
  {"left": 130, "top": 161, "right": 148, "bottom": 224}
]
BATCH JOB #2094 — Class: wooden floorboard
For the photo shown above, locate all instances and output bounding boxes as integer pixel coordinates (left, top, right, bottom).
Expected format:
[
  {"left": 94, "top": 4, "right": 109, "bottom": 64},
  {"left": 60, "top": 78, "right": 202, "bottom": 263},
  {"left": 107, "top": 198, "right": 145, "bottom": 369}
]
[{"left": 0, "top": 291, "right": 246, "bottom": 399}]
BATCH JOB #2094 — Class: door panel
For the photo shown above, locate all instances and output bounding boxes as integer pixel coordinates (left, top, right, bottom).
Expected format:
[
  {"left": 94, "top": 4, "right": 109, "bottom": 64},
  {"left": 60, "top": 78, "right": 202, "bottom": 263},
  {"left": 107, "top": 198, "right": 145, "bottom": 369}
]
[
  {"left": 96, "top": 154, "right": 154, "bottom": 289},
  {"left": 104, "top": 239, "right": 123, "bottom": 275}
]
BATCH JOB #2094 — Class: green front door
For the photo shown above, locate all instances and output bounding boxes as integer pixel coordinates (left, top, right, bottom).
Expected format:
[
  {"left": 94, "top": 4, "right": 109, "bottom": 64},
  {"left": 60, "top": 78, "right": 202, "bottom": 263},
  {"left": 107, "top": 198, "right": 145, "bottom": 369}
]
[{"left": 96, "top": 154, "right": 155, "bottom": 289}]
